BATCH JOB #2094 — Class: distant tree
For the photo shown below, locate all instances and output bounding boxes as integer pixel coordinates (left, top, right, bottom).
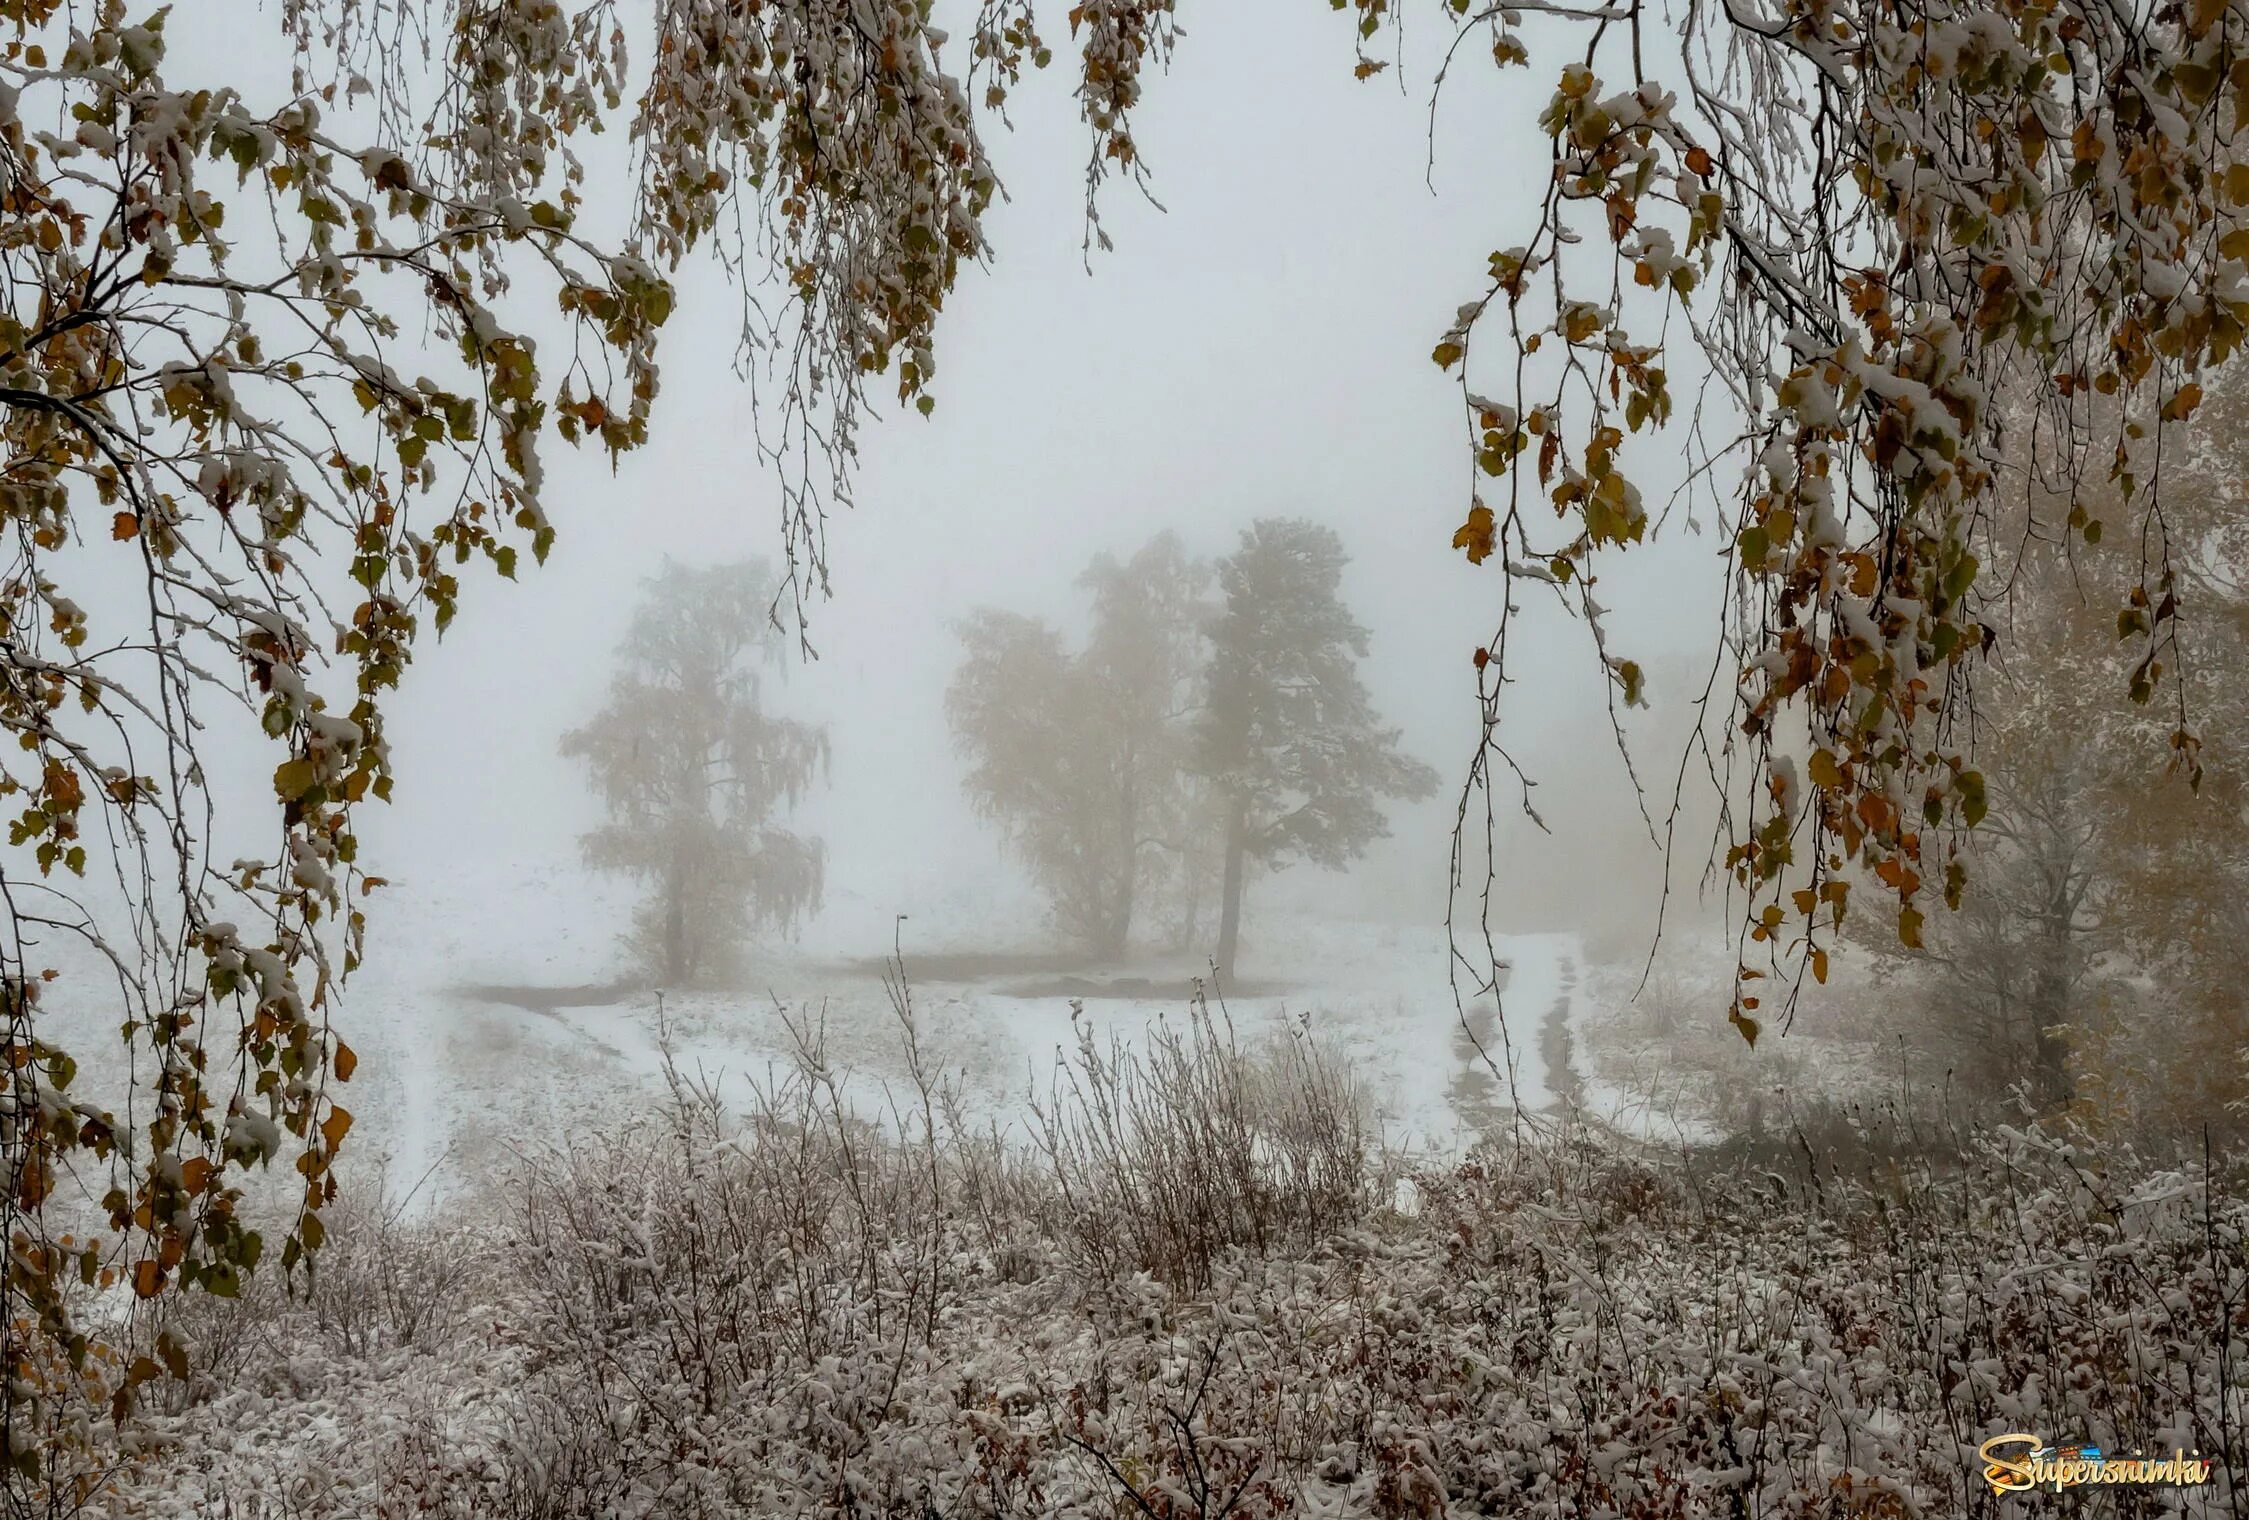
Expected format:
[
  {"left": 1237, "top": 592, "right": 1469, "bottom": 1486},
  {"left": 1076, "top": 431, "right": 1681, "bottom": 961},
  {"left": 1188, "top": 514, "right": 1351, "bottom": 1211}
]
[
  {"left": 1846, "top": 378, "right": 2249, "bottom": 1130},
  {"left": 562, "top": 561, "right": 827, "bottom": 986},
  {"left": 948, "top": 611, "right": 1117, "bottom": 950},
  {"left": 1201, "top": 520, "right": 1437, "bottom": 982},
  {"left": 1849, "top": 572, "right": 2115, "bottom": 1112},
  {"left": 1079, "top": 535, "right": 1217, "bottom": 945},
  {"left": 948, "top": 534, "right": 1210, "bottom": 957}
]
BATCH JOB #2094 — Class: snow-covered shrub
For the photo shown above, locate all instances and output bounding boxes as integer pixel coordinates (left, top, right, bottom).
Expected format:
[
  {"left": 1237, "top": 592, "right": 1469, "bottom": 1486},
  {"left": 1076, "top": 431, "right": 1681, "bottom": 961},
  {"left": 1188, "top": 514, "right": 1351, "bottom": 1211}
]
[
  {"left": 102, "top": 1003, "right": 2247, "bottom": 1519},
  {"left": 1030, "top": 992, "right": 1374, "bottom": 1289}
]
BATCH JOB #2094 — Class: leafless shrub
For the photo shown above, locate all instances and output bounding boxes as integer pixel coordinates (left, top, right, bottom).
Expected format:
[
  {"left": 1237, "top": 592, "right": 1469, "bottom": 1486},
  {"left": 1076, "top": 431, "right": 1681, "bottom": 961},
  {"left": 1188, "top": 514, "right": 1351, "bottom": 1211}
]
[
  {"left": 100, "top": 976, "right": 2249, "bottom": 1520},
  {"left": 305, "top": 1172, "right": 485, "bottom": 1362},
  {"left": 1029, "top": 988, "right": 1374, "bottom": 1290}
]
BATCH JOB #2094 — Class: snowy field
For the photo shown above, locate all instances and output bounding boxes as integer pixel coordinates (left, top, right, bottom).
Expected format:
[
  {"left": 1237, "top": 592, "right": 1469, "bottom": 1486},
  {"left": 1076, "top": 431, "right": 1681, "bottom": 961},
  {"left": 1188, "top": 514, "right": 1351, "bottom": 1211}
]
[{"left": 318, "top": 857, "right": 1657, "bottom": 1199}]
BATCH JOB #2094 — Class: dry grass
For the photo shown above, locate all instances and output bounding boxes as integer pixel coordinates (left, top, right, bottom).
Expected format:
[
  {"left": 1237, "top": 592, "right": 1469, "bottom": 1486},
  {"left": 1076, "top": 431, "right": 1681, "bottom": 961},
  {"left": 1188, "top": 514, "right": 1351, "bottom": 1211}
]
[{"left": 66, "top": 971, "right": 2249, "bottom": 1520}]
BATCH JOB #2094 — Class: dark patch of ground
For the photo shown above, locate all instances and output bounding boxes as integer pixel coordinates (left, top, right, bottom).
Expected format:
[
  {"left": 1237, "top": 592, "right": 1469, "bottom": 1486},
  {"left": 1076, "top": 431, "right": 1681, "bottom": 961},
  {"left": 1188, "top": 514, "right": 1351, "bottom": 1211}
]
[
  {"left": 813, "top": 950, "right": 1291, "bottom": 1000},
  {"left": 821, "top": 950, "right": 1095, "bottom": 983},
  {"left": 990, "top": 973, "right": 1291, "bottom": 1000},
  {"left": 456, "top": 982, "right": 641, "bottom": 1016}
]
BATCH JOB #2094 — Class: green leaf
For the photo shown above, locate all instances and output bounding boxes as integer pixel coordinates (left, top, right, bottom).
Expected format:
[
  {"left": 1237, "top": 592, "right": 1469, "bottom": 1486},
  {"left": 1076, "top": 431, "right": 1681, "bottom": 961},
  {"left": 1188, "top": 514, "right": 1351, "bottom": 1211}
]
[{"left": 1958, "top": 769, "right": 1987, "bottom": 827}]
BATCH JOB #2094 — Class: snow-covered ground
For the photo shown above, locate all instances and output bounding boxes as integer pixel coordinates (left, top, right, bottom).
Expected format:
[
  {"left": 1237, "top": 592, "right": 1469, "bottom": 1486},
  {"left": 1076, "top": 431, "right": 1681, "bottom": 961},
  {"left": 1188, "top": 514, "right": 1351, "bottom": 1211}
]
[{"left": 330, "top": 857, "right": 1619, "bottom": 1199}]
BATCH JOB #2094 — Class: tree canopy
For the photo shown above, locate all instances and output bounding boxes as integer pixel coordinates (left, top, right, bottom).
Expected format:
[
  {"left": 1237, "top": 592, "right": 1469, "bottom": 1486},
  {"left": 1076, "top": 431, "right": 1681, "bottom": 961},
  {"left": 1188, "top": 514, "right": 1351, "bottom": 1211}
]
[
  {"left": 947, "top": 533, "right": 1208, "bottom": 958},
  {"left": 562, "top": 559, "right": 827, "bottom": 987},
  {"left": 1202, "top": 519, "right": 1438, "bottom": 980},
  {"left": 1846, "top": 374, "right": 2249, "bottom": 1129},
  {"left": 1399, "top": 0, "right": 2249, "bottom": 1042},
  {"left": 950, "top": 524, "right": 1431, "bottom": 977}
]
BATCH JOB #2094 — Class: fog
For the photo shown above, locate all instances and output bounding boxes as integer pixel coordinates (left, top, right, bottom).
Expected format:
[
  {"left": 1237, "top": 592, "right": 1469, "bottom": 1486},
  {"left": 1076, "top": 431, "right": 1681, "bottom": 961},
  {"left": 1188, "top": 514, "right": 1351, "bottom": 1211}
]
[
  {"left": 326, "top": 6, "right": 1729, "bottom": 976},
  {"left": 0, "top": 3, "right": 1793, "bottom": 1202}
]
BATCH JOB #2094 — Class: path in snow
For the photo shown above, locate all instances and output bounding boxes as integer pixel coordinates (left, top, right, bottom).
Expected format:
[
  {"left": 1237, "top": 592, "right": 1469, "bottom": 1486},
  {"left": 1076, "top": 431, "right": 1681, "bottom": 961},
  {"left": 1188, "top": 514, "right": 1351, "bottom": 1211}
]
[
  {"left": 1438, "top": 932, "right": 1585, "bottom": 1140},
  {"left": 1540, "top": 951, "right": 1586, "bottom": 1108}
]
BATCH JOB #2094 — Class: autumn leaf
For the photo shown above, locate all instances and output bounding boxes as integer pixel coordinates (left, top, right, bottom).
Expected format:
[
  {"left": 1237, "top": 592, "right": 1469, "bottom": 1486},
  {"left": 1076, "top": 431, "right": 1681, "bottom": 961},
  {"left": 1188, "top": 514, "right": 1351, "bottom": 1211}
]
[
  {"left": 273, "top": 758, "right": 317, "bottom": 801},
  {"left": 334, "top": 1041, "right": 357, "bottom": 1082},
  {"left": 1452, "top": 502, "right": 1497, "bottom": 564},
  {"left": 1611, "top": 658, "right": 1645, "bottom": 706},
  {"left": 1898, "top": 905, "right": 1924, "bottom": 950},
  {"left": 112, "top": 512, "right": 141, "bottom": 541},
  {"left": 132, "top": 1259, "right": 164, "bottom": 1299},
  {"left": 320, "top": 1105, "right": 353, "bottom": 1153}
]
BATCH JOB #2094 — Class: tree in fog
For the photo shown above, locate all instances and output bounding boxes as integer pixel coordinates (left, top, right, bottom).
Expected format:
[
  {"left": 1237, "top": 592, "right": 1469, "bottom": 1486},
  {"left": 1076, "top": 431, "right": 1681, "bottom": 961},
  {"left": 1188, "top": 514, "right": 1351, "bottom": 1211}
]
[
  {"left": 1854, "top": 380, "right": 2249, "bottom": 1130},
  {"left": 948, "top": 535, "right": 1210, "bottom": 957},
  {"left": 1201, "top": 520, "right": 1438, "bottom": 981},
  {"left": 563, "top": 561, "right": 827, "bottom": 985},
  {"left": 1080, "top": 536, "right": 1221, "bottom": 948},
  {"left": 1856, "top": 564, "right": 2116, "bottom": 1113}
]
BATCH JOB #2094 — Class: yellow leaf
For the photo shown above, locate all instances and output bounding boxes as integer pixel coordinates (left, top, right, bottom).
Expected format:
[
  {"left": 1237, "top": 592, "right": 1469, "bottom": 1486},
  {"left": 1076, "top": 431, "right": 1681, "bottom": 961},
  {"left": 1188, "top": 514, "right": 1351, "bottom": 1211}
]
[
  {"left": 1898, "top": 905, "right": 1924, "bottom": 950},
  {"left": 333, "top": 1041, "right": 357, "bottom": 1082},
  {"left": 320, "top": 1104, "right": 353, "bottom": 1153},
  {"left": 273, "top": 758, "right": 317, "bottom": 801},
  {"left": 1452, "top": 503, "right": 1497, "bottom": 565},
  {"left": 112, "top": 512, "right": 141, "bottom": 541}
]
